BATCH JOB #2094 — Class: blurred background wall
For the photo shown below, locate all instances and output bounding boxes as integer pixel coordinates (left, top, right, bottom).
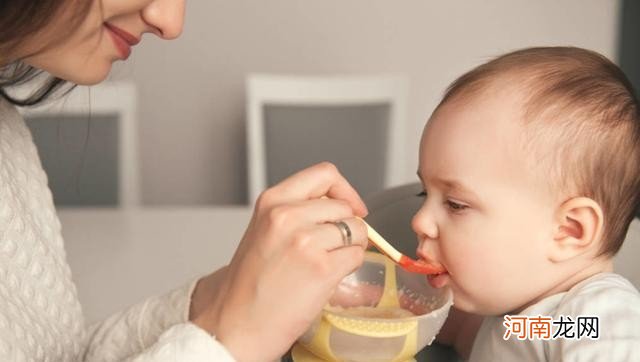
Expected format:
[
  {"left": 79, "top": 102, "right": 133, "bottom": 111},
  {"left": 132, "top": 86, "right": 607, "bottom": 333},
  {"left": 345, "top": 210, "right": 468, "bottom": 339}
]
[
  {"left": 620, "top": 1, "right": 640, "bottom": 113},
  {"left": 107, "top": 0, "right": 620, "bottom": 205}
]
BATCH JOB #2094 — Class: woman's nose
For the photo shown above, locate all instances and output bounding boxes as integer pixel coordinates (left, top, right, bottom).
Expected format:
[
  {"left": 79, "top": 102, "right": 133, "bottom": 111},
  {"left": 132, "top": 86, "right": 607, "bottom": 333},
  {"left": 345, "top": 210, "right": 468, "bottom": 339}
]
[{"left": 142, "top": 0, "right": 185, "bottom": 40}]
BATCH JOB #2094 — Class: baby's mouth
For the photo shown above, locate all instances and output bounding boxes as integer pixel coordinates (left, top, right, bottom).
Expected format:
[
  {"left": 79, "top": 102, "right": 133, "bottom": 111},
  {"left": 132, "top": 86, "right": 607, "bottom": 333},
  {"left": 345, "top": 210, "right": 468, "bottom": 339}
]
[
  {"left": 416, "top": 256, "right": 449, "bottom": 288},
  {"left": 413, "top": 258, "right": 447, "bottom": 275},
  {"left": 426, "top": 269, "right": 450, "bottom": 288},
  {"left": 427, "top": 262, "right": 450, "bottom": 289},
  {"left": 415, "top": 251, "right": 447, "bottom": 274}
]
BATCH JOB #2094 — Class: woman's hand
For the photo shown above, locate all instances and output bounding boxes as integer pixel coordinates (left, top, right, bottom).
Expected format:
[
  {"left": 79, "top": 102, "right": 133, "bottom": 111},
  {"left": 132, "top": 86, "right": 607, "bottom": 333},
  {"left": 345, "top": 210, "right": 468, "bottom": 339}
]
[
  {"left": 192, "top": 162, "right": 369, "bottom": 361},
  {"left": 189, "top": 266, "right": 229, "bottom": 322}
]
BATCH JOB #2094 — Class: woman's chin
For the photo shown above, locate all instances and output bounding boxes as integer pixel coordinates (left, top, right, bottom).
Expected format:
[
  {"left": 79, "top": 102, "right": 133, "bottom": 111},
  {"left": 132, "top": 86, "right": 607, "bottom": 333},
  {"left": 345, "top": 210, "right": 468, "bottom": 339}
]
[
  {"left": 47, "top": 60, "right": 113, "bottom": 86},
  {"left": 71, "top": 64, "right": 112, "bottom": 85}
]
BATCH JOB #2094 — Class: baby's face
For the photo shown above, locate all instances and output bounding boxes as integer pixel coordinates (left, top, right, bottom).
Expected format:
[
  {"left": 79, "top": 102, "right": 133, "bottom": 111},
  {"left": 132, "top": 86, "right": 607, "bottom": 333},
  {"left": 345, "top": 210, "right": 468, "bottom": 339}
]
[{"left": 414, "top": 87, "right": 563, "bottom": 315}]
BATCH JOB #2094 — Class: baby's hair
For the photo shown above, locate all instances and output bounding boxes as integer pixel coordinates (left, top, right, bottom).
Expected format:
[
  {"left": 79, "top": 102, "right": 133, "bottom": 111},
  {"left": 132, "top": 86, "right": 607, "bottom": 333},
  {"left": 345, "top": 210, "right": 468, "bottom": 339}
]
[{"left": 435, "top": 46, "right": 640, "bottom": 256}]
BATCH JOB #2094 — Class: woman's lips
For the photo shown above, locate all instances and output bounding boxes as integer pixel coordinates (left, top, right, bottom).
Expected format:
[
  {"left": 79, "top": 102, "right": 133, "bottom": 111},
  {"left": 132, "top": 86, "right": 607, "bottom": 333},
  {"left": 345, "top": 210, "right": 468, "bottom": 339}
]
[{"left": 104, "top": 23, "right": 140, "bottom": 60}]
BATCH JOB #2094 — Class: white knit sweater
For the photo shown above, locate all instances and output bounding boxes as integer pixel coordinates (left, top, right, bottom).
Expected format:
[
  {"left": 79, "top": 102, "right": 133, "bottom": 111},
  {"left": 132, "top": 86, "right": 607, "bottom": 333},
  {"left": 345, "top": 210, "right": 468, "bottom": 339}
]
[{"left": 0, "top": 99, "right": 235, "bottom": 361}]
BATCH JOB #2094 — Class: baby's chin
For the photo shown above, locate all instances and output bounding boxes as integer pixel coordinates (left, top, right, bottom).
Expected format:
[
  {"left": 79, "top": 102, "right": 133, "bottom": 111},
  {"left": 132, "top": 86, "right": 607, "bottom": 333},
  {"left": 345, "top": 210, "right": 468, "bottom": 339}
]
[{"left": 449, "top": 292, "right": 520, "bottom": 316}]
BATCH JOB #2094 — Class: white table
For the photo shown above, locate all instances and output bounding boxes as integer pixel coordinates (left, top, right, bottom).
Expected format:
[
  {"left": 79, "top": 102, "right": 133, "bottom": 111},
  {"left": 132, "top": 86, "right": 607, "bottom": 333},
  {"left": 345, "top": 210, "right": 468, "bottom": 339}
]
[
  {"left": 60, "top": 206, "right": 640, "bottom": 325},
  {"left": 59, "top": 207, "right": 252, "bottom": 324}
]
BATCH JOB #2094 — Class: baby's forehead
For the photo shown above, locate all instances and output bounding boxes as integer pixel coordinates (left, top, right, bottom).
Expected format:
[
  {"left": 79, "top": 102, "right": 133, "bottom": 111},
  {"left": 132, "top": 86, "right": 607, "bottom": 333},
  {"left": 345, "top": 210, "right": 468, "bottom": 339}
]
[
  {"left": 424, "top": 92, "right": 531, "bottom": 162},
  {"left": 425, "top": 77, "right": 563, "bottom": 184},
  {"left": 461, "top": 72, "right": 533, "bottom": 104},
  {"left": 431, "top": 77, "right": 531, "bottom": 131}
]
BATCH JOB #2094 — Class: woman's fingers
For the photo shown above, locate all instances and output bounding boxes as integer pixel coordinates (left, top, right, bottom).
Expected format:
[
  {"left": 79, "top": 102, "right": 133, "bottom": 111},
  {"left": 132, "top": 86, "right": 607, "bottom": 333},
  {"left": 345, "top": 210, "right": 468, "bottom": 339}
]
[
  {"left": 194, "top": 165, "right": 373, "bottom": 361},
  {"left": 281, "top": 197, "right": 372, "bottom": 225},
  {"left": 272, "top": 198, "right": 355, "bottom": 226},
  {"left": 258, "top": 162, "right": 368, "bottom": 217},
  {"left": 293, "top": 218, "right": 368, "bottom": 252},
  {"left": 326, "top": 243, "right": 366, "bottom": 284}
]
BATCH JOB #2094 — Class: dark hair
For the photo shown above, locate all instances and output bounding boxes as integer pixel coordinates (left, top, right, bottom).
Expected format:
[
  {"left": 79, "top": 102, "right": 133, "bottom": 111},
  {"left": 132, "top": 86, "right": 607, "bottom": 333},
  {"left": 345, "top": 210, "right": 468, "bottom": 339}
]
[
  {"left": 0, "top": 0, "right": 93, "bottom": 106},
  {"left": 435, "top": 47, "right": 640, "bottom": 256}
]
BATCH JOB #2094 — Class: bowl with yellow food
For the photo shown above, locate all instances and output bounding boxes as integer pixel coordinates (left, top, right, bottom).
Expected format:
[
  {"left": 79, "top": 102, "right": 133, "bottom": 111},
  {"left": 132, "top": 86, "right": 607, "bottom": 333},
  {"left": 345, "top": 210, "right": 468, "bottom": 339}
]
[{"left": 294, "top": 251, "right": 454, "bottom": 362}]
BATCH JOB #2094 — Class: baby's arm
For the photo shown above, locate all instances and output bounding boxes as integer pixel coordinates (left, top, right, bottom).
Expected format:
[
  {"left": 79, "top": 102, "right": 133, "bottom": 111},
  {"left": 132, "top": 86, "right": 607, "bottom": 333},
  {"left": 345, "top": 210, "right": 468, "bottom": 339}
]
[{"left": 436, "top": 307, "right": 484, "bottom": 360}]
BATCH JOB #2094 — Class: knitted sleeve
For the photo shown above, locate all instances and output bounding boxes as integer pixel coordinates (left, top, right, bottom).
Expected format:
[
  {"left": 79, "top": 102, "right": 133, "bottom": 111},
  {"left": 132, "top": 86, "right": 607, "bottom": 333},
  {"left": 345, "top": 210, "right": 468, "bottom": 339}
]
[{"left": 81, "top": 280, "right": 235, "bottom": 361}]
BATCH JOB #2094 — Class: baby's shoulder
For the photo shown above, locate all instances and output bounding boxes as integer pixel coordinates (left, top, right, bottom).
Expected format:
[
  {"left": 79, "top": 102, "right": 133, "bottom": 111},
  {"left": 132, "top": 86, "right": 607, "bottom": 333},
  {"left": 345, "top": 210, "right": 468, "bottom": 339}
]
[
  {"left": 556, "top": 273, "right": 640, "bottom": 318},
  {"left": 547, "top": 273, "right": 640, "bottom": 361}
]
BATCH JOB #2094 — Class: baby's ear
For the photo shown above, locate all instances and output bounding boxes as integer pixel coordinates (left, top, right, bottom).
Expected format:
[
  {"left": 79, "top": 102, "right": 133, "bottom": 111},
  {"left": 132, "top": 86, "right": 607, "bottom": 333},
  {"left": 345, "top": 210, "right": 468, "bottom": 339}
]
[{"left": 549, "top": 197, "right": 603, "bottom": 262}]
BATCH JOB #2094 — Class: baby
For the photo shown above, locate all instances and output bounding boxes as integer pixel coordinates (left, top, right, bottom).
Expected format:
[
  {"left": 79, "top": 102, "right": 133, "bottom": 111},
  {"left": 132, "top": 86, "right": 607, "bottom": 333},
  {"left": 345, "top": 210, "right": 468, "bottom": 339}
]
[{"left": 413, "top": 47, "right": 640, "bottom": 360}]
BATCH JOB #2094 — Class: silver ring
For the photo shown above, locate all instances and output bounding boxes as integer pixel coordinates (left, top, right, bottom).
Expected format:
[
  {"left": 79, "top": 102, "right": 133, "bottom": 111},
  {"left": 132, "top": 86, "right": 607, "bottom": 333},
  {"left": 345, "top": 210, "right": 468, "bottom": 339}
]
[{"left": 332, "top": 221, "right": 352, "bottom": 246}]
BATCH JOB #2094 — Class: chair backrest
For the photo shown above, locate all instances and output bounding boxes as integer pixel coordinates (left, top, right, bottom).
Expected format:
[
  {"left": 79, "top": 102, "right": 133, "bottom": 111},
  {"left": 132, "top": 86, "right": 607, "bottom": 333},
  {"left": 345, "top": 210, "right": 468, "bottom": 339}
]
[
  {"left": 366, "top": 182, "right": 640, "bottom": 290},
  {"left": 246, "top": 74, "right": 408, "bottom": 205},
  {"left": 20, "top": 82, "right": 139, "bottom": 208}
]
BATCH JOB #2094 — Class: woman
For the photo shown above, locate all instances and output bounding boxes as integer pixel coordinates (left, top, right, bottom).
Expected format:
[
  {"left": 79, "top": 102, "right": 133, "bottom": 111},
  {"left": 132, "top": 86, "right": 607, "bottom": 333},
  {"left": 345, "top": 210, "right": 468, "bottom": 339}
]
[{"left": 0, "top": 1, "right": 369, "bottom": 360}]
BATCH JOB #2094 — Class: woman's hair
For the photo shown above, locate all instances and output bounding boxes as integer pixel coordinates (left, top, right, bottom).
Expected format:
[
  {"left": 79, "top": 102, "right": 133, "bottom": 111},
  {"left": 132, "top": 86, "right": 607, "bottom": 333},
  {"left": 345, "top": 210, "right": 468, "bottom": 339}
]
[{"left": 0, "top": 0, "right": 93, "bottom": 106}]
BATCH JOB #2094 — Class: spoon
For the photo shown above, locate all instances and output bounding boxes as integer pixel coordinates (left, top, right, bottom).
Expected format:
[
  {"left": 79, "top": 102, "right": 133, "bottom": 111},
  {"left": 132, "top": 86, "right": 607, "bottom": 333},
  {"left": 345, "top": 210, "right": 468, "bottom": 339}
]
[{"left": 357, "top": 217, "right": 446, "bottom": 275}]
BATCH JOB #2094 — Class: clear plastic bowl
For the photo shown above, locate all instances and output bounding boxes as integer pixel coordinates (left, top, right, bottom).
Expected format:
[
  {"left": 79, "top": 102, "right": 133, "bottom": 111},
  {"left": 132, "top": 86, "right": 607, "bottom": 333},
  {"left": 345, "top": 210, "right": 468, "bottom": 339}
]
[{"left": 296, "top": 251, "right": 453, "bottom": 362}]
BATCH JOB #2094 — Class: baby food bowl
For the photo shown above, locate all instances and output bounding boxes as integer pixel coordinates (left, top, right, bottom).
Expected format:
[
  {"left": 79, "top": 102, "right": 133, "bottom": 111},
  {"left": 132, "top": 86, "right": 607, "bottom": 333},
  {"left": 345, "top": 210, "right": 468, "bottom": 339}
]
[{"left": 293, "top": 251, "right": 453, "bottom": 362}]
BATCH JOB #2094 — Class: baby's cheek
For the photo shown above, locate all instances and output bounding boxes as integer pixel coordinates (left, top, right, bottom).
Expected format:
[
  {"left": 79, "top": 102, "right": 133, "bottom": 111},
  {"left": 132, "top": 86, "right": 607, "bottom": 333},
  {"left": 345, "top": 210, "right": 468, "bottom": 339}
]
[
  {"left": 445, "top": 277, "right": 487, "bottom": 314},
  {"left": 443, "top": 240, "right": 483, "bottom": 275},
  {"left": 443, "top": 245, "right": 504, "bottom": 311},
  {"left": 450, "top": 261, "right": 483, "bottom": 297},
  {"left": 448, "top": 274, "right": 506, "bottom": 315}
]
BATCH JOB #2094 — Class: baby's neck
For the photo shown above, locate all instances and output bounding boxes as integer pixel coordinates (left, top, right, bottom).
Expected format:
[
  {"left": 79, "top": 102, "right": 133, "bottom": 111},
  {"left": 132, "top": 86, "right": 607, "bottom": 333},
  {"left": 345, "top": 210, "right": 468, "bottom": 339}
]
[{"left": 514, "top": 257, "right": 614, "bottom": 314}]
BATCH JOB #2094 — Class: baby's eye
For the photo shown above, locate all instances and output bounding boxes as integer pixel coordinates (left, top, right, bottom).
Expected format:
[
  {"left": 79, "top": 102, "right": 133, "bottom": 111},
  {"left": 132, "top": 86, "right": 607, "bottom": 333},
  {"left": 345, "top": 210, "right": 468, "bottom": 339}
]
[
  {"left": 416, "top": 191, "right": 427, "bottom": 198},
  {"left": 446, "top": 200, "right": 468, "bottom": 213}
]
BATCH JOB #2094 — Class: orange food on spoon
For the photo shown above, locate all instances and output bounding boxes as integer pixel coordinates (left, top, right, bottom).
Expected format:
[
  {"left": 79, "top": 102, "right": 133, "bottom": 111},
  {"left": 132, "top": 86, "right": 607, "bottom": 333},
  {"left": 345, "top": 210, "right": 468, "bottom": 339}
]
[{"left": 357, "top": 217, "right": 446, "bottom": 275}]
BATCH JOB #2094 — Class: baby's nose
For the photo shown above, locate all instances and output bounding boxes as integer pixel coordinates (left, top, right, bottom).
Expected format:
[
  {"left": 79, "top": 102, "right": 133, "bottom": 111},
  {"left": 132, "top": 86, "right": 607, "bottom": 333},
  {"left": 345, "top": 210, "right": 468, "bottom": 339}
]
[{"left": 411, "top": 208, "right": 438, "bottom": 241}]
